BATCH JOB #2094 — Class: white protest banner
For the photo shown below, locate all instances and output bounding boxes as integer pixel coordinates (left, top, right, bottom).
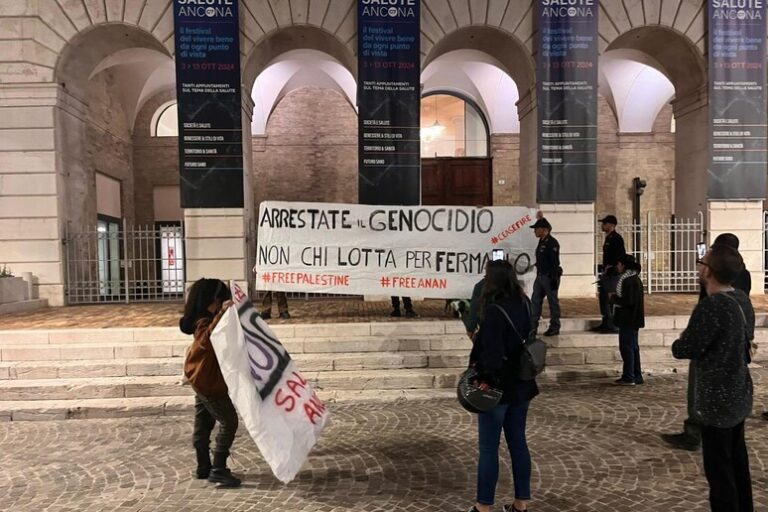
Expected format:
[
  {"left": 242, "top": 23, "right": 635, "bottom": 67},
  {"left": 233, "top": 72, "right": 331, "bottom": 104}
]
[
  {"left": 254, "top": 201, "right": 539, "bottom": 298},
  {"left": 210, "top": 282, "right": 329, "bottom": 483}
]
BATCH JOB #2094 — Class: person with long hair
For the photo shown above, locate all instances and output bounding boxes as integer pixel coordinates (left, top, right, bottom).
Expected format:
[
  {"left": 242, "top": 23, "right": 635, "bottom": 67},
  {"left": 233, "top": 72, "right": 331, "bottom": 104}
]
[
  {"left": 466, "top": 260, "right": 539, "bottom": 512},
  {"left": 179, "top": 278, "right": 242, "bottom": 488}
]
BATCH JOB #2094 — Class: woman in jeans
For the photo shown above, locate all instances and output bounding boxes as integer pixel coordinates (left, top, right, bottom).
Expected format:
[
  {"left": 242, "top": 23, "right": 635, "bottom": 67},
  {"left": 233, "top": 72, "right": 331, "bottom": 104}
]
[
  {"left": 179, "top": 278, "right": 241, "bottom": 488},
  {"left": 610, "top": 254, "right": 645, "bottom": 386},
  {"left": 466, "top": 260, "right": 539, "bottom": 512}
]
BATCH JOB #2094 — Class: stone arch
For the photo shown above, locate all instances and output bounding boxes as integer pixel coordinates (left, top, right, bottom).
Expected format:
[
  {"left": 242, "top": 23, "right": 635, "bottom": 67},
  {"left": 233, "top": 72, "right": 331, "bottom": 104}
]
[
  {"left": 424, "top": 25, "right": 537, "bottom": 205},
  {"left": 604, "top": 25, "right": 708, "bottom": 219},
  {"left": 242, "top": 25, "right": 357, "bottom": 92}
]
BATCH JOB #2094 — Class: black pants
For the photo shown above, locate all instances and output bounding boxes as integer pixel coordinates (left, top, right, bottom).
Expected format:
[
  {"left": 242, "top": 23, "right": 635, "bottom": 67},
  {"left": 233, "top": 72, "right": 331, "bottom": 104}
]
[
  {"left": 262, "top": 291, "right": 288, "bottom": 314},
  {"left": 193, "top": 393, "right": 239, "bottom": 464},
  {"left": 598, "top": 273, "right": 619, "bottom": 329},
  {"left": 701, "top": 421, "right": 753, "bottom": 512},
  {"left": 683, "top": 365, "right": 702, "bottom": 444},
  {"left": 531, "top": 274, "right": 561, "bottom": 332},
  {"left": 391, "top": 296, "right": 413, "bottom": 311}
]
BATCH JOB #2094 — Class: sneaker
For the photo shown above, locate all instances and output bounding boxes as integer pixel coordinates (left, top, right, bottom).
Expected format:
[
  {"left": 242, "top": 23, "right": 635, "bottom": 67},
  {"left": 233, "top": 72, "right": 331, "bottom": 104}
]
[
  {"left": 261, "top": 311, "right": 271, "bottom": 320},
  {"left": 405, "top": 309, "right": 418, "bottom": 318},
  {"left": 279, "top": 311, "right": 291, "bottom": 320},
  {"left": 208, "top": 468, "right": 241, "bottom": 488},
  {"left": 390, "top": 309, "right": 402, "bottom": 317},
  {"left": 634, "top": 379, "right": 645, "bottom": 385},
  {"left": 543, "top": 328, "right": 560, "bottom": 337},
  {"left": 613, "top": 378, "right": 635, "bottom": 386},
  {"left": 502, "top": 505, "right": 527, "bottom": 512},
  {"left": 660, "top": 432, "right": 700, "bottom": 451}
]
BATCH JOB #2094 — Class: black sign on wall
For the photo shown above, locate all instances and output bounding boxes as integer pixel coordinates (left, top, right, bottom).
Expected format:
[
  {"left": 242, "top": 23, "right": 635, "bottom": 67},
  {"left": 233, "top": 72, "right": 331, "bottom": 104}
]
[
  {"left": 173, "top": 0, "right": 243, "bottom": 208},
  {"left": 536, "top": 0, "right": 598, "bottom": 203},
  {"left": 357, "top": 0, "right": 421, "bottom": 206},
  {"left": 708, "top": 0, "right": 767, "bottom": 199}
]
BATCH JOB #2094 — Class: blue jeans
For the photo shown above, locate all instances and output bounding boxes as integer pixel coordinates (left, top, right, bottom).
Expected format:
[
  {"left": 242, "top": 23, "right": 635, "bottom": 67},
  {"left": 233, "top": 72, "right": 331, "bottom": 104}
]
[
  {"left": 618, "top": 328, "right": 643, "bottom": 383},
  {"left": 477, "top": 401, "right": 532, "bottom": 504}
]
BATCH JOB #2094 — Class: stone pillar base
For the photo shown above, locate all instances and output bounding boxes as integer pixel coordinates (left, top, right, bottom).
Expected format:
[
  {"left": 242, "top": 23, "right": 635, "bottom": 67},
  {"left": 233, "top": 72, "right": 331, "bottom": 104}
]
[
  {"left": 184, "top": 208, "right": 248, "bottom": 292},
  {"left": 540, "top": 203, "right": 596, "bottom": 298},
  {"left": 707, "top": 200, "right": 764, "bottom": 296}
]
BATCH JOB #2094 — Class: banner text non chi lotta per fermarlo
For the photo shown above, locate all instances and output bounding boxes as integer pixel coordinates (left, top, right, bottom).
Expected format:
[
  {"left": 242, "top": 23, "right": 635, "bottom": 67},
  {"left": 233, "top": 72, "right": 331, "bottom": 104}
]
[{"left": 254, "top": 202, "right": 539, "bottom": 299}]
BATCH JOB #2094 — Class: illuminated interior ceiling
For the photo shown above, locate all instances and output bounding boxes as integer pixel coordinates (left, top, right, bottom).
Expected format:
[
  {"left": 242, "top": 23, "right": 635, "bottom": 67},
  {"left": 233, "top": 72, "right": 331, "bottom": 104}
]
[
  {"left": 251, "top": 49, "right": 356, "bottom": 135},
  {"left": 421, "top": 49, "right": 520, "bottom": 134},
  {"left": 599, "top": 49, "right": 675, "bottom": 133}
]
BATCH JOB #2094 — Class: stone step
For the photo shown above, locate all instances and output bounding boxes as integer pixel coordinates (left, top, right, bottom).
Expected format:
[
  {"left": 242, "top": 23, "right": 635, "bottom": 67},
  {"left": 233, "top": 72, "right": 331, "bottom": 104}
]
[
  {"left": 0, "top": 351, "right": 475, "bottom": 380},
  {"left": 0, "top": 368, "right": 469, "bottom": 401},
  {"left": 3, "top": 314, "right": 767, "bottom": 346},
  {"left": 0, "top": 389, "right": 460, "bottom": 421}
]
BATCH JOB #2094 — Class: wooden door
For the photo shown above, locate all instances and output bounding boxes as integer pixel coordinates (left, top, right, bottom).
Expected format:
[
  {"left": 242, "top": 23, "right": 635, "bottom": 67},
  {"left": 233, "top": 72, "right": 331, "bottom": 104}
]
[{"left": 421, "top": 157, "right": 492, "bottom": 206}]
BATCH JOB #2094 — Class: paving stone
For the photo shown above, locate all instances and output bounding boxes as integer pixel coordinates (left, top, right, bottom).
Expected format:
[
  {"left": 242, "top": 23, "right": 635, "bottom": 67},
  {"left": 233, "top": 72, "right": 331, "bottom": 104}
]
[{"left": 1, "top": 371, "right": 766, "bottom": 511}]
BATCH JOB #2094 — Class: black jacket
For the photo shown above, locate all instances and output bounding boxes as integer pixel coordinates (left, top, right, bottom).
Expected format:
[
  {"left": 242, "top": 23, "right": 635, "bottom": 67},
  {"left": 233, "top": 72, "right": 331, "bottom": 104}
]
[
  {"left": 610, "top": 273, "right": 645, "bottom": 329},
  {"left": 698, "top": 267, "right": 751, "bottom": 301},
  {"left": 535, "top": 235, "right": 561, "bottom": 276},
  {"left": 672, "top": 290, "right": 754, "bottom": 428},
  {"left": 469, "top": 296, "right": 539, "bottom": 405},
  {"left": 602, "top": 231, "right": 626, "bottom": 274}
]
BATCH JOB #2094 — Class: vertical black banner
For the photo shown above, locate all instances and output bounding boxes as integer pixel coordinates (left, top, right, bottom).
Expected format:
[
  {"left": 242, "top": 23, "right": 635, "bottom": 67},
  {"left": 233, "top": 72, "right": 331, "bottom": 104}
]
[
  {"left": 357, "top": 0, "right": 421, "bottom": 206},
  {"left": 174, "top": 0, "right": 243, "bottom": 208},
  {"left": 536, "top": 0, "right": 598, "bottom": 203},
  {"left": 708, "top": 0, "right": 767, "bottom": 199}
]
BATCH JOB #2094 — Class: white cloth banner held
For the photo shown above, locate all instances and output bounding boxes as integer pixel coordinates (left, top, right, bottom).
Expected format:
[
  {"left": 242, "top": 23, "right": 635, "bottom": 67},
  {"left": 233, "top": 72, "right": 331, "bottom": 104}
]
[
  {"left": 254, "top": 201, "right": 539, "bottom": 298},
  {"left": 210, "top": 282, "right": 329, "bottom": 483}
]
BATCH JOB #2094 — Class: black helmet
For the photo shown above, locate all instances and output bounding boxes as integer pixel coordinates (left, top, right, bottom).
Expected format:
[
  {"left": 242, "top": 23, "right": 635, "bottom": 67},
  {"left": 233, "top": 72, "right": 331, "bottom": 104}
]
[{"left": 456, "top": 368, "right": 503, "bottom": 414}]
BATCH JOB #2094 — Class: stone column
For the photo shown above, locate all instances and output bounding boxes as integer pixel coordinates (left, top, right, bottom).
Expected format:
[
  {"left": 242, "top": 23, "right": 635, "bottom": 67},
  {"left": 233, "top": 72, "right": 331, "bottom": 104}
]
[
  {"left": 707, "top": 200, "right": 764, "bottom": 296},
  {"left": 539, "top": 203, "right": 596, "bottom": 298},
  {"left": 0, "top": 84, "right": 65, "bottom": 305}
]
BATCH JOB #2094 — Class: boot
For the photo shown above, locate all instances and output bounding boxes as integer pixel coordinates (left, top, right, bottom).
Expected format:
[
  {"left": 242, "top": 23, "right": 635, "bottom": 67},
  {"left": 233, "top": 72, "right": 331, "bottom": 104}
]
[
  {"left": 208, "top": 451, "right": 241, "bottom": 488},
  {"left": 194, "top": 446, "right": 211, "bottom": 479}
]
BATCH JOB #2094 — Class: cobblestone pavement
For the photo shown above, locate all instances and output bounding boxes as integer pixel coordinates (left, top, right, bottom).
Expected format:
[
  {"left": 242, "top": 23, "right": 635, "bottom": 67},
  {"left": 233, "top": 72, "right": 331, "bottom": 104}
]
[
  {"left": 1, "top": 372, "right": 766, "bottom": 512},
  {"left": 5, "top": 294, "right": 767, "bottom": 329}
]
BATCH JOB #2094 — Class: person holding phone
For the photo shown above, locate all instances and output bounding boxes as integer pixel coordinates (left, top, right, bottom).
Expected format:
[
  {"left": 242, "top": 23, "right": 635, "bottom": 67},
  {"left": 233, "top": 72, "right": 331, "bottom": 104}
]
[
  {"left": 663, "top": 233, "right": 754, "bottom": 452},
  {"left": 529, "top": 218, "right": 561, "bottom": 337}
]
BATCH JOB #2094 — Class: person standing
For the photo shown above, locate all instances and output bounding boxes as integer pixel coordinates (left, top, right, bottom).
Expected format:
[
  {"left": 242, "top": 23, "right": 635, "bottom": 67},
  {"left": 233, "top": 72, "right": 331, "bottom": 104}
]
[
  {"left": 593, "top": 215, "right": 626, "bottom": 334},
  {"left": 465, "top": 260, "right": 538, "bottom": 512},
  {"left": 260, "top": 291, "right": 290, "bottom": 320},
  {"left": 610, "top": 254, "right": 645, "bottom": 386},
  {"left": 662, "top": 233, "right": 753, "bottom": 451},
  {"left": 671, "top": 244, "right": 754, "bottom": 512},
  {"left": 529, "top": 218, "right": 561, "bottom": 336},
  {"left": 179, "top": 278, "right": 242, "bottom": 488}
]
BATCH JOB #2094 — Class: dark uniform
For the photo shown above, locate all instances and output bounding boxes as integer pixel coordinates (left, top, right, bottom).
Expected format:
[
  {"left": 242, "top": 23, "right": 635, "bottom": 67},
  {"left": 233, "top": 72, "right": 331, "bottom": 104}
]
[
  {"left": 597, "top": 217, "right": 626, "bottom": 331},
  {"left": 530, "top": 219, "right": 561, "bottom": 335}
]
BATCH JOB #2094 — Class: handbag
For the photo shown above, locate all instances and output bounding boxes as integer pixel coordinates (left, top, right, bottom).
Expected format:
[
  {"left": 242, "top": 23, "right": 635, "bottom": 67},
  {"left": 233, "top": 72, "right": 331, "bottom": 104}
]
[
  {"left": 492, "top": 302, "right": 548, "bottom": 380},
  {"left": 456, "top": 367, "right": 503, "bottom": 414}
]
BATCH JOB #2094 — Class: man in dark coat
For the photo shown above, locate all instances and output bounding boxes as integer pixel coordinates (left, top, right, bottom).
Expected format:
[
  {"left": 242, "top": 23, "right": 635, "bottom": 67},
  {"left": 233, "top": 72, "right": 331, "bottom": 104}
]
[
  {"left": 530, "top": 217, "right": 562, "bottom": 336},
  {"left": 593, "top": 215, "right": 626, "bottom": 334},
  {"left": 663, "top": 233, "right": 755, "bottom": 451},
  {"left": 610, "top": 254, "right": 645, "bottom": 385}
]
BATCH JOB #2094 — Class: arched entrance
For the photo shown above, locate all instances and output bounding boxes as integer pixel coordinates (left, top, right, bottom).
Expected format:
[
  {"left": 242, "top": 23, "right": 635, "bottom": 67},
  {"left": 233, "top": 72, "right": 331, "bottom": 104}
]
[{"left": 420, "top": 93, "right": 492, "bottom": 206}]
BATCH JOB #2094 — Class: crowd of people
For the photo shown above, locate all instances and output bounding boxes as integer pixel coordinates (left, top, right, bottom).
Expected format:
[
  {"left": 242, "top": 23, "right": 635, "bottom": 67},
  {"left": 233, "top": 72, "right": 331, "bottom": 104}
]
[{"left": 180, "top": 217, "right": 764, "bottom": 511}]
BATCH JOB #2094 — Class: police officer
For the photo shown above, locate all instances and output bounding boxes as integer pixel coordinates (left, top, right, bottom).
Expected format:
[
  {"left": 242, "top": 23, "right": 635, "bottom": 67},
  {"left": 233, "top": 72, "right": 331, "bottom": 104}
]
[
  {"left": 594, "top": 215, "right": 626, "bottom": 334},
  {"left": 530, "top": 217, "right": 561, "bottom": 336}
]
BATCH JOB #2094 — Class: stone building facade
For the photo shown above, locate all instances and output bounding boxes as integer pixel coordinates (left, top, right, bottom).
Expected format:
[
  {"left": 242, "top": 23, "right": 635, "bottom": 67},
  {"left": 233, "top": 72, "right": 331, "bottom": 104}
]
[{"left": 0, "top": 0, "right": 764, "bottom": 305}]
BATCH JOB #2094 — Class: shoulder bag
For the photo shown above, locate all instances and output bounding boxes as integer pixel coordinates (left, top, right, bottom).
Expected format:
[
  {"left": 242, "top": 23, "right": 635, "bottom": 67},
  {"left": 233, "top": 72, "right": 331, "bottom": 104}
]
[{"left": 492, "top": 302, "right": 548, "bottom": 380}]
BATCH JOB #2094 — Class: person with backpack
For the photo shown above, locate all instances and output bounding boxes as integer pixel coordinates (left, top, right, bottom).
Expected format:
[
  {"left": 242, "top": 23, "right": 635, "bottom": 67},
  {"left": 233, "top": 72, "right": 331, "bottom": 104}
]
[
  {"left": 179, "top": 278, "right": 242, "bottom": 488},
  {"left": 465, "top": 260, "right": 539, "bottom": 512},
  {"left": 610, "top": 254, "right": 645, "bottom": 386}
]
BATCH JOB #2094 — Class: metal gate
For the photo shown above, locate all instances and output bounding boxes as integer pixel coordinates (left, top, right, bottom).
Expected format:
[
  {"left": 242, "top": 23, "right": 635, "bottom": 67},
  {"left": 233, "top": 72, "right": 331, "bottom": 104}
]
[
  {"left": 64, "top": 221, "right": 185, "bottom": 304},
  {"left": 596, "top": 212, "right": 704, "bottom": 293}
]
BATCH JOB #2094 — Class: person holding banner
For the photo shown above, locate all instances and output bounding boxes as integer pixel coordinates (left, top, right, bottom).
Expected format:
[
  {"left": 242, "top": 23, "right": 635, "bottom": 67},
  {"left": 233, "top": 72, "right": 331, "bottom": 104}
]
[
  {"left": 468, "top": 260, "right": 538, "bottom": 512},
  {"left": 179, "top": 278, "right": 242, "bottom": 489}
]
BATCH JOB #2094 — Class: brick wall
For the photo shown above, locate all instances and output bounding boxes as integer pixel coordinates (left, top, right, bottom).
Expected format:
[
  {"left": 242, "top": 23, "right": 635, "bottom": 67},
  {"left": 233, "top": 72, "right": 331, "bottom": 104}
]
[
  {"left": 252, "top": 87, "right": 358, "bottom": 214},
  {"left": 597, "top": 96, "right": 674, "bottom": 222}
]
